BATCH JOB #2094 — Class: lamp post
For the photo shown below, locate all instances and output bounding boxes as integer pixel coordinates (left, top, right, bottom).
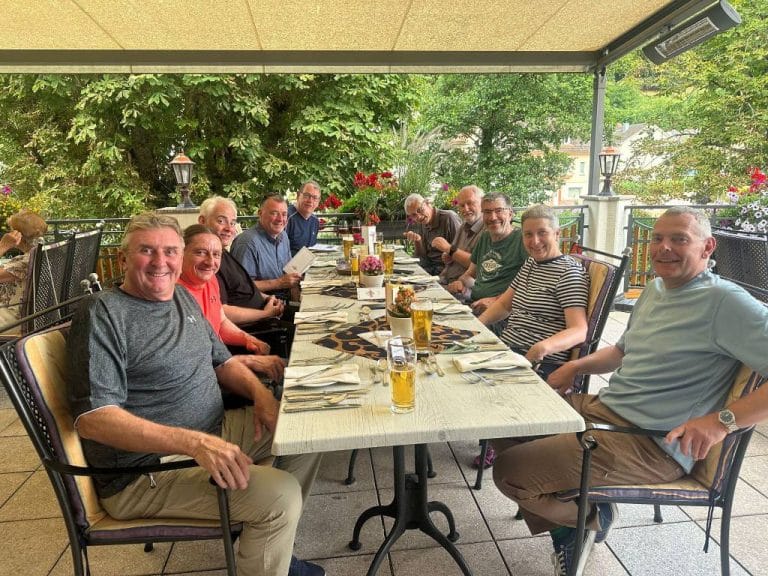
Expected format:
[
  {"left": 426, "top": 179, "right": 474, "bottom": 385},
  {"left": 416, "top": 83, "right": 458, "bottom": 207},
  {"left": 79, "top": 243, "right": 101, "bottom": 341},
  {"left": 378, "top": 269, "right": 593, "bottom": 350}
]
[
  {"left": 598, "top": 147, "right": 621, "bottom": 197},
  {"left": 169, "top": 151, "right": 195, "bottom": 208}
]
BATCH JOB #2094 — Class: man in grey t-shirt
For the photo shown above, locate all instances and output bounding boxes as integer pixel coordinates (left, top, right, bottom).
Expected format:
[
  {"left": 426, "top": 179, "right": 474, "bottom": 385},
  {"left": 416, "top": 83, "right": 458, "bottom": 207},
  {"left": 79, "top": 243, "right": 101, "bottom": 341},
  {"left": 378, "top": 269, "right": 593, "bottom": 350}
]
[{"left": 67, "top": 212, "right": 325, "bottom": 576}]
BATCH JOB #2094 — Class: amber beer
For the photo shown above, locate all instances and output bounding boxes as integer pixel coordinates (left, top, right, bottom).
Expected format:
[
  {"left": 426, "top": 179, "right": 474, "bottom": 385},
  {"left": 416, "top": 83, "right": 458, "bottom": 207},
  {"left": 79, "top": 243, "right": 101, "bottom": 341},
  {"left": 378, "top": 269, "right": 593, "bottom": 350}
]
[
  {"left": 388, "top": 337, "right": 416, "bottom": 413},
  {"left": 342, "top": 235, "right": 354, "bottom": 260},
  {"left": 381, "top": 246, "right": 395, "bottom": 275},
  {"left": 410, "top": 300, "right": 433, "bottom": 352}
]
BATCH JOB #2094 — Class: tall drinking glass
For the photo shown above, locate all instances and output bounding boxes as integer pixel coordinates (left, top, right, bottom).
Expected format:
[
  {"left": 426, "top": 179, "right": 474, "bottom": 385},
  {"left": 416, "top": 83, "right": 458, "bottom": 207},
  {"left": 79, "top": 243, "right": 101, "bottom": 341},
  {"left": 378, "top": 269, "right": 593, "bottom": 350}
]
[
  {"left": 381, "top": 245, "right": 395, "bottom": 276},
  {"left": 388, "top": 336, "right": 416, "bottom": 413},
  {"left": 342, "top": 235, "right": 354, "bottom": 260},
  {"left": 411, "top": 299, "right": 433, "bottom": 353}
]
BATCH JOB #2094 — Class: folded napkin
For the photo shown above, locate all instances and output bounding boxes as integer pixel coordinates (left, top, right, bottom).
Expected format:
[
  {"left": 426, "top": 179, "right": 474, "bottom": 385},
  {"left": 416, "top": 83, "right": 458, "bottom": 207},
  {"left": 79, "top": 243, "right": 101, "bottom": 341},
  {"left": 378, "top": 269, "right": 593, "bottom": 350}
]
[
  {"left": 294, "top": 310, "right": 349, "bottom": 324},
  {"left": 301, "top": 279, "right": 347, "bottom": 288},
  {"left": 284, "top": 363, "right": 361, "bottom": 388},
  {"left": 395, "top": 257, "right": 420, "bottom": 264},
  {"left": 393, "top": 274, "right": 439, "bottom": 285},
  {"left": 310, "top": 260, "right": 337, "bottom": 268},
  {"left": 453, "top": 350, "right": 531, "bottom": 372},
  {"left": 358, "top": 330, "right": 393, "bottom": 348}
]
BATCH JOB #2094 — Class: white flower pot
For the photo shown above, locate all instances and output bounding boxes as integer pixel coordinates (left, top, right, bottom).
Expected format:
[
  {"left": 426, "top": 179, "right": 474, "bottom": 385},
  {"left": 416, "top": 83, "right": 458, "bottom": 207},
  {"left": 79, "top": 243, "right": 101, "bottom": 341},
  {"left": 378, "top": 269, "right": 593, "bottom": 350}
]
[
  {"left": 360, "top": 274, "right": 384, "bottom": 288},
  {"left": 387, "top": 313, "right": 413, "bottom": 338}
]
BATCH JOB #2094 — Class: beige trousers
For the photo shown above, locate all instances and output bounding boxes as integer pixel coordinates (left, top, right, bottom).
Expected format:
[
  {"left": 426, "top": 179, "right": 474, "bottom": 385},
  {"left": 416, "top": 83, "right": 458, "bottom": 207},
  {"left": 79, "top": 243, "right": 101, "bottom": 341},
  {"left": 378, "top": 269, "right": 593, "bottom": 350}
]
[
  {"left": 491, "top": 394, "right": 684, "bottom": 534},
  {"left": 102, "top": 407, "right": 322, "bottom": 576}
]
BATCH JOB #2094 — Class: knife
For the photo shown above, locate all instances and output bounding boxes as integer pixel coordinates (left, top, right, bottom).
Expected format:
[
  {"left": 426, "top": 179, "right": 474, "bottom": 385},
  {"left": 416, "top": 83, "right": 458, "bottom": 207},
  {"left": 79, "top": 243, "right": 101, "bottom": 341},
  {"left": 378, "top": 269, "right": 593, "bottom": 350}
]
[
  {"left": 295, "top": 366, "right": 336, "bottom": 382},
  {"left": 283, "top": 402, "right": 362, "bottom": 413},
  {"left": 468, "top": 351, "right": 507, "bottom": 365}
]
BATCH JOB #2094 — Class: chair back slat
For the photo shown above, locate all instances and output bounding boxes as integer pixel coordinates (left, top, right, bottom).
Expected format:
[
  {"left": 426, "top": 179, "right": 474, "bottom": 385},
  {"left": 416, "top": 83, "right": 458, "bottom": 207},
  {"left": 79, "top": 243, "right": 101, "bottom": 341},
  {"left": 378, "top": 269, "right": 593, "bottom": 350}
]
[
  {"left": 63, "top": 228, "right": 103, "bottom": 302},
  {"left": 21, "top": 239, "right": 72, "bottom": 333},
  {"left": 712, "top": 228, "right": 768, "bottom": 304}
]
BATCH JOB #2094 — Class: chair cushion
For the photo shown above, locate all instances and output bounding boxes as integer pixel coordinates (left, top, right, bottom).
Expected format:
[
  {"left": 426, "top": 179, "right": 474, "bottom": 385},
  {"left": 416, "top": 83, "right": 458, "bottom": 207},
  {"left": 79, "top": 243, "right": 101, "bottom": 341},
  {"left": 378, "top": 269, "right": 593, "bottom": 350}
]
[
  {"left": 88, "top": 516, "right": 243, "bottom": 544},
  {"left": 558, "top": 476, "right": 711, "bottom": 505},
  {"left": 17, "top": 327, "right": 108, "bottom": 529},
  {"left": 569, "top": 256, "right": 614, "bottom": 361}
]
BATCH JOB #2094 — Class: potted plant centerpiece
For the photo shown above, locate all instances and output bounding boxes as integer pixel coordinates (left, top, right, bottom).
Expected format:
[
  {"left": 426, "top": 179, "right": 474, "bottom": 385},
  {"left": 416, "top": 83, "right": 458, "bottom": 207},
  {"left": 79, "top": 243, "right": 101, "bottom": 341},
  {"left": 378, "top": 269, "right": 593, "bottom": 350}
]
[
  {"left": 359, "top": 255, "right": 385, "bottom": 287},
  {"left": 387, "top": 286, "right": 416, "bottom": 338}
]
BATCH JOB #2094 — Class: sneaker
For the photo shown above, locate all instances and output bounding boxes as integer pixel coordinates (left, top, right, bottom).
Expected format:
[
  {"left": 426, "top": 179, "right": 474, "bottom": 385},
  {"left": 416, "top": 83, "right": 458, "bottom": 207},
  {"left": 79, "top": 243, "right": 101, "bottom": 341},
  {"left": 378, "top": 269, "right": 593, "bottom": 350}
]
[
  {"left": 471, "top": 445, "right": 496, "bottom": 469},
  {"left": 288, "top": 555, "right": 326, "bottom": 576},
  {"left": 594, "top": 503, "right": 618, "bottom": 544},
  {"left": 551, "top": 527, "right": 596, "bottom": 576}
]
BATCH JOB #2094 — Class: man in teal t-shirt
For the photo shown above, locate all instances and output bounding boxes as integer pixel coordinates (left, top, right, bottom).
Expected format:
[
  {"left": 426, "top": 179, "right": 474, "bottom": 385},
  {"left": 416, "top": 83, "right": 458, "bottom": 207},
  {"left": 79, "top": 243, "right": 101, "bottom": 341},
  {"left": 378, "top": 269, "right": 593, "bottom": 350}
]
[{"left": 447, "top": 192, "right": 527, "bottom": 314}]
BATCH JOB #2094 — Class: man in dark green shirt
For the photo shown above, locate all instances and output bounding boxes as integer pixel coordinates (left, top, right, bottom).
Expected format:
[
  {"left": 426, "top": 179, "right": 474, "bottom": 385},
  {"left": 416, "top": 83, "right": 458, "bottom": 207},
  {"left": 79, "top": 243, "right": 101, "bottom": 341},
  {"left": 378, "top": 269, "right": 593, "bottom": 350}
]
[{"left": 447, "top": 193, "right": 527, "bottom": 314}]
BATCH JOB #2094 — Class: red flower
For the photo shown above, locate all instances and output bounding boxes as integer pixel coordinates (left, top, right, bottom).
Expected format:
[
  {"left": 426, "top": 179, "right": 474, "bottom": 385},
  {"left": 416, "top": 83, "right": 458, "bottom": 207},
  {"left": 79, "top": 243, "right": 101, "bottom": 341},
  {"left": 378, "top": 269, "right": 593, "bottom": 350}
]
[
  {"left": 728, "top": 185, "right": 739, "bottom": 192},
  {"left": 366, "top": 173, "right": 379, "bottom": 187},
  {"left": 353, "top": 233, "right": 365, "bottom": 245},
  {"left": 381, "top": 171, "right": 393, "bottom": 178},
  {"left": 368, "top": 213, "right": 381, "bottom": 224},
  {"left": 318, "top": 218, "right": 326, "bottom": 230},
  {"left": 354, "top": 172, "right": 367, "bottom": 188}
]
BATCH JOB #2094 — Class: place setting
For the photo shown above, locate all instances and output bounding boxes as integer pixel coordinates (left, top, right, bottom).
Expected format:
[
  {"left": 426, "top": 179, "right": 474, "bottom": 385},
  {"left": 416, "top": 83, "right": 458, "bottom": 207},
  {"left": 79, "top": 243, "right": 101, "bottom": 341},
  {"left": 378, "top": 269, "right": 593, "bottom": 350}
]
[{"left": 282, "top": 363, "right": 370, "bottom": 412}]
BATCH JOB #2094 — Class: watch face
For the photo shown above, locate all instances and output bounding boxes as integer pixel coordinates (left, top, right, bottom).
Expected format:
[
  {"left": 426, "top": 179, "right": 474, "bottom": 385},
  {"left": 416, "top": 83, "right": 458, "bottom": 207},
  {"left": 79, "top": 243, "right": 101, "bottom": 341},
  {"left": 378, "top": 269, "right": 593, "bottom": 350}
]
[{"left": 720, "top": 410, "right": 735, "bottom": 425}]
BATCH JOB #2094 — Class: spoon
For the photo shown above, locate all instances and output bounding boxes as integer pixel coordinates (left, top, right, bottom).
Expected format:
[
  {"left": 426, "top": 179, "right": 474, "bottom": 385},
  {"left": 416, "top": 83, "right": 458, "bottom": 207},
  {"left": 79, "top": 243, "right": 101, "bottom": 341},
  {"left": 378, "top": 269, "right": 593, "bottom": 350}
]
[{"left": 376, "top": 358, "right": 389, "bottom": 386}]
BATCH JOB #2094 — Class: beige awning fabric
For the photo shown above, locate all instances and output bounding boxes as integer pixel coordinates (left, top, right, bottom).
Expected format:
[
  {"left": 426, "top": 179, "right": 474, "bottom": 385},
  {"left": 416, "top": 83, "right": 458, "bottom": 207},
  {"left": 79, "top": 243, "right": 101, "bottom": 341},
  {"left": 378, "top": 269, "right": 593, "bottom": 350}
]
[{"left": 0, "top": 0, "right": 716, "bottom": 73}]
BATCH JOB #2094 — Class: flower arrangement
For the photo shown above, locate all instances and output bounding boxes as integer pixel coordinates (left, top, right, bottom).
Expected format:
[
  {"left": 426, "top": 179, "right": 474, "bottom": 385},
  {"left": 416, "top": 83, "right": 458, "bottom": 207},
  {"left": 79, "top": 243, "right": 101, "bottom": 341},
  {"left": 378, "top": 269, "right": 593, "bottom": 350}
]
[
  {"left": 352, "top": 232, "right": 365, "bottom": 245},
  {"left": 389, "top": 287, "right": 417, "bottom": 318},
  {"left": 341, "top": 171, "right": 399, "bottom": 224},
  {"left": 727, "top": 167, "right": 768, "bottom": 233},
  {"left": 320, "top": 193, "right": 342, "bottom": 211},
  {"left": 360, "top": 256, "right": 383, "bottom": 276}
]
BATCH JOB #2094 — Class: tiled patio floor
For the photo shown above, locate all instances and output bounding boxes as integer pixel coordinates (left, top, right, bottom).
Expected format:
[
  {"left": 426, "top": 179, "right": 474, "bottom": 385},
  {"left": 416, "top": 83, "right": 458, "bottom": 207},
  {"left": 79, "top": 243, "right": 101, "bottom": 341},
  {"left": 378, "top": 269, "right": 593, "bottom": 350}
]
[{"left": 3, "top": 311, "right": 768, "bottom": 575}]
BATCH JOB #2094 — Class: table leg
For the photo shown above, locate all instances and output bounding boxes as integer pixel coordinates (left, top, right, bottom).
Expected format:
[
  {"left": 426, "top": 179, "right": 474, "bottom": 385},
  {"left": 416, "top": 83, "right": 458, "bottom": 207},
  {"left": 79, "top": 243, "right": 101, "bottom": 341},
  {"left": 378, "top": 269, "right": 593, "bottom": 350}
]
[{"left": 348, "top": 444, "right": 473, "bottom": 576}]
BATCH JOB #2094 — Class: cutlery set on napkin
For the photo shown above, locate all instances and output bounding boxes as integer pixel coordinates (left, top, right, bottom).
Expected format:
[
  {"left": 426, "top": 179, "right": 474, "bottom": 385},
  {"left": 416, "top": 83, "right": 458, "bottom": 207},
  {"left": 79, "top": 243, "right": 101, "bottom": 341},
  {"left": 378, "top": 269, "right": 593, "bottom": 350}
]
[
  {"left": 282, "top": 364, "right": 367, "bottom": 412},
  {"left": 294, "top": 310, "right": 349, "bottom": 325},
  {"left": 452, "top": 350, "right": 532, "bottom": 372}
]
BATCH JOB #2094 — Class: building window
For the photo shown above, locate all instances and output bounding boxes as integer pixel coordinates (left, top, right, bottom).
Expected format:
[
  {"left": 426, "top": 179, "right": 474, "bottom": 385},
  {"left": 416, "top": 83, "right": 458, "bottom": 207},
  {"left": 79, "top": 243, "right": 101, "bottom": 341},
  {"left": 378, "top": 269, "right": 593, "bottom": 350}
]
[
  {"left": 567, "top": 186, "right": 582, "bottom": 199},
  {"left": 578, "top": 161, "right": 586, "bottom": 176}
]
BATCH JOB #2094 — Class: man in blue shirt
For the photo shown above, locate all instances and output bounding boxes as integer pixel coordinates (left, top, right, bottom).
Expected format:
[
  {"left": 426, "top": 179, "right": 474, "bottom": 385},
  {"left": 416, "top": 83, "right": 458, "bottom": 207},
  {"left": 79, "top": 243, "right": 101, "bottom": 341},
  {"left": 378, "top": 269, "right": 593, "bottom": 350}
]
[
  {"left": 230, "top": 195, "right": 301, "bottom": 300},
  {"left": 286, "top": 181, "right": 322, "bottom": 255}
]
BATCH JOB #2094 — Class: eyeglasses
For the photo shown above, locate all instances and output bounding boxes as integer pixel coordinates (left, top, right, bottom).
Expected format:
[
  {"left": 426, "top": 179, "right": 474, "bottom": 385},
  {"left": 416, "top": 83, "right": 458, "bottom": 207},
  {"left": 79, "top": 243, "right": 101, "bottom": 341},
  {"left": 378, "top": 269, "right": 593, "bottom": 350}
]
[
  {"left": 482, "top": 207, "right": 509, "bottom": 217},
  {"left": 406, "top": 204, "right": 428, "bottom": 218},
  {"left": 301, "top": 192, "right": 321, "bottom": 202}
]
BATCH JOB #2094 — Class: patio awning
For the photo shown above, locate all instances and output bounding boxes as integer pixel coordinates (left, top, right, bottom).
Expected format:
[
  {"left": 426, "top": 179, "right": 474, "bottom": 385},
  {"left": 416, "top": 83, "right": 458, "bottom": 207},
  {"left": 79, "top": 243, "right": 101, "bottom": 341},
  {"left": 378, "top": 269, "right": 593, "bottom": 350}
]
[{"left": 0, "top": 0, "right": 717, "bottom": 73}]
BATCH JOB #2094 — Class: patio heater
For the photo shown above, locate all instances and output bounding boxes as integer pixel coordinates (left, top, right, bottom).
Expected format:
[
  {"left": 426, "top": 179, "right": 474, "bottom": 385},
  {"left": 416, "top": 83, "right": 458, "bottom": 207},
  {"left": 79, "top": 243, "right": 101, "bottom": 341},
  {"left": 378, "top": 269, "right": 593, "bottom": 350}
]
[
  {"left": 169, "top": 150, "right": 195, "bottom": 208},
  {"left": 598, "top": 147, "right": 621, "bottom": 197}
]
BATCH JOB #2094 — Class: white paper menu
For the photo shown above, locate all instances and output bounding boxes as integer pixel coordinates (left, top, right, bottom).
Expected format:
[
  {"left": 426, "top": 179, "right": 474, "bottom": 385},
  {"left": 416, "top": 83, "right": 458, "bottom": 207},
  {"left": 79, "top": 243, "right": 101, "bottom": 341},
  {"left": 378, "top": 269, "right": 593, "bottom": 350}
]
[{"left": 283, "top": 246, "right": 317, "bottom": 275}]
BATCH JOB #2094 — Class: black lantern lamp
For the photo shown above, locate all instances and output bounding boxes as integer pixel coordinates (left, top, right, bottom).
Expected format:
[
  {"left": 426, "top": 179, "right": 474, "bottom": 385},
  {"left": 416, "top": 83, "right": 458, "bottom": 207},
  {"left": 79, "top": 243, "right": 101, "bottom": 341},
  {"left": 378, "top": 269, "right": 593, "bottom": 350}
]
[
  {"left": 598, "top": 147, "right": 621, "bottom": 197},
  {"left": 169, "top": 151, "right": 195, "bottom": 208}
]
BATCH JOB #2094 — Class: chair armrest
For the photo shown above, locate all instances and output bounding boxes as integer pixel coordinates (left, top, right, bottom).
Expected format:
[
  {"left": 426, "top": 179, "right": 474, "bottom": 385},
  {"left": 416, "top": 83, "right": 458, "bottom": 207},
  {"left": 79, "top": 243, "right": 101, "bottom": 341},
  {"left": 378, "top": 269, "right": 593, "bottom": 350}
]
[
  {"left": 577, "top": 422, "right": 669, "bottom": 451},
  {"left": 43, "top": 457, "right": 199, "bottom": 477}
]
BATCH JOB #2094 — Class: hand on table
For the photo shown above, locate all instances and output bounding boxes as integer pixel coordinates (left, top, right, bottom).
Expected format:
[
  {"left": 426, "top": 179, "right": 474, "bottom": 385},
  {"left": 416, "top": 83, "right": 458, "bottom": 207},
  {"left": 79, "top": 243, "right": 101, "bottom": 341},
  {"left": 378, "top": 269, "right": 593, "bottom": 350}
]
[
  {"left": 525, "top": 341, "right": 549, "bottom": 365},
  {"left": 264, "top": 295, "right": 284, "bottom": 317},
  {"left": 666, "top": 413, "right": 727, "bottom": 461},
  {"left": 245, "top": 335, "right": 270, "bottom": 355},
  {"left": 191, "top": 432, "right": 253, "bottom": 490},
  {"left": 280, "top": 272, "right": 302, "bottom": 288},
  {"left": 447, "top": 280, "right": 465, "bottom": 294},
  {"left": 470, "top": 296, "right": 496, "bottom": 314},
  {"left": 403, "top": 231, "right": 422, "bottom": 244},
  {"left": 431, "top": 237, "right": 451, "bottom": 253},
  {"left": 238, "top": 354, "right": 285, "bottom": 382}
]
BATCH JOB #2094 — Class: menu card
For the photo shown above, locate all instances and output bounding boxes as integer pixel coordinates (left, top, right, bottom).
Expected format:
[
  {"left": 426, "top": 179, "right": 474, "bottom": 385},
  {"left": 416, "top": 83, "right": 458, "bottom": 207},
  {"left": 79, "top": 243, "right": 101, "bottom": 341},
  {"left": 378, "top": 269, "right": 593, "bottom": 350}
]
[{"left": 283, "top": 246, "right": 316, "bottom": 275}]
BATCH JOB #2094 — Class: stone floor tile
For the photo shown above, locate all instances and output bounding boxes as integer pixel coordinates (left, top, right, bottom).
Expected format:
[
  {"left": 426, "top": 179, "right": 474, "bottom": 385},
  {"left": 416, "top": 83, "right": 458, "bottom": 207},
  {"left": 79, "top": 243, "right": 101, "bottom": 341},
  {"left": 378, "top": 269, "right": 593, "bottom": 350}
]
[
  {"left": 449, "top": 439, "right": 486, "bottom": 485},
  {"left": 165, "top": 539, "right": 227, "bottom": 573},
  {"left": 0, "top": 471, "right": 30, "bottom": 509},
  {"left": 0, "top": 388, "right": 12, "bottom": 411},
  {"left": 312, "top": 449, "right": 375, "bottom": 495},
  {"left": 606, "top": 521, "right": 749, "bottom": 576},
  {"left": 0, "top": 408, "right": 17, "bottom": 434},
  {"left": 370, "top": 443, "right": 464, "bottom": 490},
  {"left": 170, "top": 571, "right": 227, "bottom": 576},
  {"left": 295, "top": 489, "right": 385, "bottom": 560},
  {"left": 703, "top": 515, "right": 768, "bottom": 576},
  {"left": 0, "top": 417, "right": 25, "bottom": 437},
  {"left": 746, "top": 430, "right": 768, "bottom": 456},
  {"left": 0, "top": 435, "right": 41, "bottom": 473},
  {"left": 50, "top": 541, "right": 172, "bottom": 576},
  {"left": 737, "top": 454, "right": 768, "bottom": 497},
  {"left": 681, "top": 478, "right": 768, "bottom": 521},
  {"left": 2, "top": 517, "right": 69, "bottom": 576},
  {"left": 499, "top": 534, "right": 629, "bottom": 576},
  {"left": 319, "top": 552, "right": 393, "bottom": 576},
  {"left": 0, "top": 470, "right": 60, "bottom": 521},
  {"left": 391, "top": 541, "right": 509, "bottom": 576},
  {"left": 377, "top": 481, "right": 492, "bottom": 552},
  {"left": 613, "top": 502, "right": 688, "bottom": 529},
  {"left": 465, "top": 477, "right": 530, "bottom": 541}
]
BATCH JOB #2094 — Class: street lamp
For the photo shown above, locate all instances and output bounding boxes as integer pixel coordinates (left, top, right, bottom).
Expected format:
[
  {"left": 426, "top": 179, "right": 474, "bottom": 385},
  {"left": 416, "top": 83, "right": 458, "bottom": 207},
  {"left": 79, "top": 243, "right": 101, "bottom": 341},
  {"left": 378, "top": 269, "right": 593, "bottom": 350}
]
[
  {"left": 598, "top": 147, "right": 621, "bottom": 197},
  {"left": 169, "top": 150, "right": 195, "bottom": 208}
]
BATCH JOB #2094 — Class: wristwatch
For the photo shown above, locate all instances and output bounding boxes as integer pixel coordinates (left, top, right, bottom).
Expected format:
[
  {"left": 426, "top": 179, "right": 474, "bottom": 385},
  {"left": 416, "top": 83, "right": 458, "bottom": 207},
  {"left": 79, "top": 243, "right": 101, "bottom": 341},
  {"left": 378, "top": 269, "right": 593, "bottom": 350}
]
[
  {"left": 718, "top": 409, "right": 739, "bottom": 434},
  {"left": 448, "top": 245, "right": 457, "bottom": 256}
]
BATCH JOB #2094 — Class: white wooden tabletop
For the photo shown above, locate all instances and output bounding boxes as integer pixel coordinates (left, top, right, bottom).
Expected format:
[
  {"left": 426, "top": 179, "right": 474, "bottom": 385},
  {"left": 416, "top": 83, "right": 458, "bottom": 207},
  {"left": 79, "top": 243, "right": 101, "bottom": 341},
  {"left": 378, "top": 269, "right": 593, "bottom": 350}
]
[{"left": 272, "top": 252, "right": 585, "bottom": 456}]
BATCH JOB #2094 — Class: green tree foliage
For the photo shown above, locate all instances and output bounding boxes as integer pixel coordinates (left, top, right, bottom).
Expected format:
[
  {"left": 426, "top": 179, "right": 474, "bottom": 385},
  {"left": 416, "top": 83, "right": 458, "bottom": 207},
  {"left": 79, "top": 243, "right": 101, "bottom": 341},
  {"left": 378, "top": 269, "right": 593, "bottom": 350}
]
[
  {"left": 420, "top": 74, "right": 594, "bottom": 206},
  {"left": 608, "top": 0, "right": 768, "bottom": 202},
  {"left": 0, "top": 74, "right": 423, "bottom": 217}
]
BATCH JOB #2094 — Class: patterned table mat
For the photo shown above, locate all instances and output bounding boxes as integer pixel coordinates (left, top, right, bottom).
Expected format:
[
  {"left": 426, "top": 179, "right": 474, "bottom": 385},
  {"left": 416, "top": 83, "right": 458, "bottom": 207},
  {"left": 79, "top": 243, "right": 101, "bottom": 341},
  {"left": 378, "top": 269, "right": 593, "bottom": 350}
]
[
  {"left": 314, "top": 318, "right": 478, "bottom": 361},
  {"left": 317, "top": 282, "right": 429, "bottom": 300}
]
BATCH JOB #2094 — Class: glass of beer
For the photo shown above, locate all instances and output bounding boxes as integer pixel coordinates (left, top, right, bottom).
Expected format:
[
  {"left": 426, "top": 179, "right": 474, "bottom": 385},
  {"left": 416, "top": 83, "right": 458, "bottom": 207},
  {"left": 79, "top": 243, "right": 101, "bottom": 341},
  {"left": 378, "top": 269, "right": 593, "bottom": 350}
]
[
  {"left": 411, "top": 299, "right": 433, "bottom": 353},
  {"left": 375, "top": 232, "right": 384, "bottom": 257},
  {"left": 342, "top": 235, "right": 354, "bottom": 260},
  {"left": 381, "top": 245, "right": 396, "bottom": 276},
  {"left": 349, "top": 250, "right": 359, "bottom": 282},
  {"left": 388, "top": 336, "right": 416, "bottom": 413}
]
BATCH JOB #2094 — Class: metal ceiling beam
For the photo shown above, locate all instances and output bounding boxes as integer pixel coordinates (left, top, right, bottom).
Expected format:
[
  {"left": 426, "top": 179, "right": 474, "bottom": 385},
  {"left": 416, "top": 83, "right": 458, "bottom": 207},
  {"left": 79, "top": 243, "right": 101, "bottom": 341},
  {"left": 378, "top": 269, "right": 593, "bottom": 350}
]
[{"left": 0, "top": 49, "right": 600, "bottom": 73}]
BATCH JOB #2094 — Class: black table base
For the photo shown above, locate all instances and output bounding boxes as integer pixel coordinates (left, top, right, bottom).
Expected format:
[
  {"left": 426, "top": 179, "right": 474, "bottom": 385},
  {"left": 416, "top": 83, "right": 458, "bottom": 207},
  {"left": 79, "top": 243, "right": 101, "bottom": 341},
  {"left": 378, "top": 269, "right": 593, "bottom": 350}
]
[{"left": 348, "top": 444, "right": 473, "bottom": 576}]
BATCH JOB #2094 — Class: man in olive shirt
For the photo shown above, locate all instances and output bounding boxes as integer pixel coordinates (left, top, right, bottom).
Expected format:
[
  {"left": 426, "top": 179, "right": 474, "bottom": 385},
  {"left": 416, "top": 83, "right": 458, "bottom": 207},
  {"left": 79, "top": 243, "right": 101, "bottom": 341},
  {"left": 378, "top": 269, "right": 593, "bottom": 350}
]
[
  {"left": 433, "top": 185, "right": 485, "bottom": 285},
  {"left": 447, "top": 193, "right": 526, "bottom": 314}
]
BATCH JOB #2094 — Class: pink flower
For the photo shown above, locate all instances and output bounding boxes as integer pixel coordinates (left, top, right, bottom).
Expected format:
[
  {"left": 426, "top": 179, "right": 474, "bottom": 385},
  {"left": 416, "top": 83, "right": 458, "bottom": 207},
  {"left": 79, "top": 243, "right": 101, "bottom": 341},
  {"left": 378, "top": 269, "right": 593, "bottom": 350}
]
[
  {"left": 1, "top": 185, "right": 11, "bottom": 197},
  {"left": 441, "top": 183, "right": 450, "bottom": 191}
]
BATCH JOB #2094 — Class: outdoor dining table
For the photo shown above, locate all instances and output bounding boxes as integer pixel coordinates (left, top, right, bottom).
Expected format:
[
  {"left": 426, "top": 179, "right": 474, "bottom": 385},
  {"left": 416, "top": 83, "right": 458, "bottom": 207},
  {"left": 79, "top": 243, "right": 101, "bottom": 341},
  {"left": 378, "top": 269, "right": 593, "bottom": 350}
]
[{"left": 272, "top": 249, "right": 585, "bottom": 576}]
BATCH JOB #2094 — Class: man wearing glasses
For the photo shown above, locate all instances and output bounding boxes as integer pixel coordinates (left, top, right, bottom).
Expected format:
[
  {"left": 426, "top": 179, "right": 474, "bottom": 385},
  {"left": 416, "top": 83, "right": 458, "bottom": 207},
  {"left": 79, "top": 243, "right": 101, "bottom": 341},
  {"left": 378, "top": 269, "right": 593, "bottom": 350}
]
[
  {"left": 403, "top": 193, "right": 461, "bottom": 276},
  {"left": 447, "top": 193, "right": 527, "bottom": 315},
  {"left": 286, "top": 181, "right": 322, "bottom": 256}
]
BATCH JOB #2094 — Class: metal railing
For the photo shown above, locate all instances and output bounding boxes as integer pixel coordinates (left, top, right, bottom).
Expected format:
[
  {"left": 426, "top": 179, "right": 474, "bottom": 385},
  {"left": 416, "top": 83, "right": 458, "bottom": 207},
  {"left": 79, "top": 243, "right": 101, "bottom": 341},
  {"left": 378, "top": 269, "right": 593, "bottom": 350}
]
[{"left": 623, "top": 204, "right": 732, "bottom": 292}]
